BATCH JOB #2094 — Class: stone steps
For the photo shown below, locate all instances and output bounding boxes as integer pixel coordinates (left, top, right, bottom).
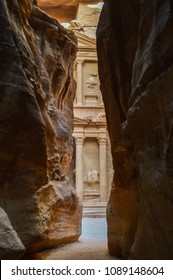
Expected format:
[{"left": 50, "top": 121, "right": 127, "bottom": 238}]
[{"left": 83, "top": 208, "right": 106, "bottom": 218}]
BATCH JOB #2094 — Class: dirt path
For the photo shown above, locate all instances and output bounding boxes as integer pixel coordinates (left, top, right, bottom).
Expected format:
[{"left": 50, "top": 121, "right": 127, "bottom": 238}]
[
  {"left": 37, "top": 218, "right": 120, "bottom": 260},
  {"left": 40, "top": 239, "right": 119, "bottom": 260}
]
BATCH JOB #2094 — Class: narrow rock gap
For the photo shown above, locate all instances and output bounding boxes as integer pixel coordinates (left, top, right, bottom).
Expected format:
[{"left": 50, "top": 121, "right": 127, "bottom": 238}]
[
  {"left": 21, "top": 0, "right": 114, "bottom": 260},
  {"left": 35, "top": 0, "right": 115, "bottom": 260},
  {"left": 1, "top": 0, "right": 172, "bottom": 261}
]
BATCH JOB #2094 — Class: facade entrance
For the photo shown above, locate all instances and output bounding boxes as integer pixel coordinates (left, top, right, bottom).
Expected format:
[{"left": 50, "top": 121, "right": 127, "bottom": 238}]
[
  {"left": 39, "top": 0, "right": 113, "bottom": 214},
  {"left": 73, "top": 30, "right": 113, "bottom": 215}
]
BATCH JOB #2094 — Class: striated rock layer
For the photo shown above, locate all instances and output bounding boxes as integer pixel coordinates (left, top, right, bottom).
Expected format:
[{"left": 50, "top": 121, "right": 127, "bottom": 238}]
[
  {"left": 97, "top": 0, "right": 173, "bottom": 259},
  {"left": 0, "top": 0, "right": 82, "bottom": 259}
]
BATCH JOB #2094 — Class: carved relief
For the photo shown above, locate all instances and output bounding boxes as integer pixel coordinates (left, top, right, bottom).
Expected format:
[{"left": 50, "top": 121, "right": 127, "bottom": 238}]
[
  {"left": 95, "top": 112, "right": 106, "bottom": 121},
  {"left": 87, "top": 169, "right": 99, "bottom": 185},
  {"left": 70, "top": 20, "right": 84, "bottom": 33},
  {"left": 85, "top": 73, "right": 97, "bottom": 93}
]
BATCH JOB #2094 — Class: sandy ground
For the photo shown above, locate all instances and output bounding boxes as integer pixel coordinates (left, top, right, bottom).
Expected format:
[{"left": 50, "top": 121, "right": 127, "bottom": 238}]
[{"left": 36, "top": 218, "right": 120, "bottom": 260}]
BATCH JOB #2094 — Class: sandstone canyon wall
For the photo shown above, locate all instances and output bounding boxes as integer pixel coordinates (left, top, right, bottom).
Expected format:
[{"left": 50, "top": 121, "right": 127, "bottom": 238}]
[
  {"left": 97, "top": 0, "right": 173, "bottom": 259},
  {"left": 0, "top": 0, "right": 82, "bottom": 259}
]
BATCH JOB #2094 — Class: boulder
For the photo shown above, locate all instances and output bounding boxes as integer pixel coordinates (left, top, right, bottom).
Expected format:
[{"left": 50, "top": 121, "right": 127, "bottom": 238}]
[{"left": 0, "top": 207, "right": 25, "bottom": 259}]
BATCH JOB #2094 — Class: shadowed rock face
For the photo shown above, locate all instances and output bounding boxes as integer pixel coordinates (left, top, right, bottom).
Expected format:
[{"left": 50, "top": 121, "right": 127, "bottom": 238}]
[
  {"left": 0, "top": 207, "right": 25, "bottom": 259},
  {"left": 97, "top": 0, "right": 173, "bottom": 259},
  {"left": 0, "top": 0, "right": 82, "bottom": 258}
]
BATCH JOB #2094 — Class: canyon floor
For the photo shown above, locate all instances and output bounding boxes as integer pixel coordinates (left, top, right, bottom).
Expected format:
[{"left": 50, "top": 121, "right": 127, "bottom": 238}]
[{"left": 36, "top": 218, "right": 120, "bottom": 260}]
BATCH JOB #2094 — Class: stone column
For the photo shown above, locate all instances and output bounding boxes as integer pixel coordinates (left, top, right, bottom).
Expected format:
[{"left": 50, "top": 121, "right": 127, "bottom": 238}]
[
  {"left": 98, "top": 138, "right": 107, "bottom": 202},
  {"left": 76, "top": 59, "right": 84, "bottom": 105},
  {"left": 75, "top": 137, "right": 84, "bottom": 200}
]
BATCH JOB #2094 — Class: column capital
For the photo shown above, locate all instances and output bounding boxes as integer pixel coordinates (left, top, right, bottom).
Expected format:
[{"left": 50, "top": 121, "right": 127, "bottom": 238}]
[
  {"left": 75, "top": 137, "right": 84, "bottom": 145},
  {"left": 76, "top": 59, "right": 84, "bottom": 65},
  {"left": 98, "top": 138, "right": 107, "bottom": 145}
]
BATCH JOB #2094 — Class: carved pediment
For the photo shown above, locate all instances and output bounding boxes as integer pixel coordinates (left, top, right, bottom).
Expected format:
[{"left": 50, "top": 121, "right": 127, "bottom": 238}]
[
  {"left": 74, "top": 116, "right": 90, "bottom": 124},
  {"left": 74, "top": 31, "right": 96, "bottom": 50}
]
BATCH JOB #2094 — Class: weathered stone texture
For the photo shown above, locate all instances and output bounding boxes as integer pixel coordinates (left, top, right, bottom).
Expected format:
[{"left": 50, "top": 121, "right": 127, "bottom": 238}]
[
  {"left": 39, "top": 0, "right": 79, "bottom": 6},
  {"left": 38, "top": 0, "right": 98, "bottom": 6},
  {"left": 97, "top": 0, "right": 173, "bottom": 259},
  {"left": 0, "top": 207, "right": 25, "bottom": 259},
  {"left": 38, "top": 0, "right": 103, "bottom": 39},
  {"left": 0, "top": 0, "right": 82, "bottom": 259}
]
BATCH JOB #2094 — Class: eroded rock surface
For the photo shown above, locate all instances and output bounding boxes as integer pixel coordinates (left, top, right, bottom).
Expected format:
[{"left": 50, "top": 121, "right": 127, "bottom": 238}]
[
  {"left": 38, "top": 0, "right": 103, "bottom": 38},
  {"left": 97, "top": 0, "right": 173, "bottom": 259},
  {"left": 38, "top": 0, "right": 98, "bottom": 6},
  {"left": 0, "top": 207, "right": 25, "bottom": 259},
  {"left": 0, "top": 0, "right": 82, "bottom": 258}
]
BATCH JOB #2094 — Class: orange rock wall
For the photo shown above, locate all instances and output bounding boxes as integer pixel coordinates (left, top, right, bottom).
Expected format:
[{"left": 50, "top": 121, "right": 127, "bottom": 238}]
[
  {"left": 0, "top": 0, "right": 82, "bottom": 259},
  {"left": 38, "top": 0, "right": 103, "bottom": 23}
]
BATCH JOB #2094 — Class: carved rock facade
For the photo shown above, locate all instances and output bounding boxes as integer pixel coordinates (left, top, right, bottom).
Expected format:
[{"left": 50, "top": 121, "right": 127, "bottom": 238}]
[
  {"left": 0, "top": 0, "right": 82, "bottom": 259},
  {"left": 97, "top": 0, "right": 173, "bottom": 259}
]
